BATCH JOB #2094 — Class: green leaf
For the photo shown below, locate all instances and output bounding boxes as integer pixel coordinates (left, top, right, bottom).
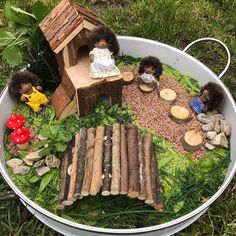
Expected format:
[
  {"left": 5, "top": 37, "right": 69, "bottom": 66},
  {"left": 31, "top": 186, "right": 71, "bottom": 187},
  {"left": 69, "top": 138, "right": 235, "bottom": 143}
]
[
  {"left": 16, "top": 26, "right": 29, "bottom": 35},
  {"left": 31, "top": 140, "right": 48, "bottom": 150},
  {"left": 40, "top": 128, "right": 52, "bottom": 138},
  {"left": 32, "top": 1, "right": 50, "bottom": 22},
  {"left": 55, "top": 142, "right": 67, "bottom": 152},
  {"left": 0, "top": 30, "right": 16, "bottom": 46},
  {"left": 38, "top": 170, "right": 56, "bottom": 193},
  {"left": 29, "top": 175, "right": 40, "bottom": 183},
  {"left": 173, "top": 200, "right": 185, "bottom": 213},
  {"left": 10, "top": 6, "right": 37, "bottom": 20},
  {"left": 2, "top": 45, "right": 23, "bottom": 67},
  {"left": 39, "top": 147, "right": 51, "bottom": 157},
  {"left": 18, "top": 150, "right": 29, "bottom": 158},
  {"left": 5, "top": 2, "right": 36, "bottom": 27}
]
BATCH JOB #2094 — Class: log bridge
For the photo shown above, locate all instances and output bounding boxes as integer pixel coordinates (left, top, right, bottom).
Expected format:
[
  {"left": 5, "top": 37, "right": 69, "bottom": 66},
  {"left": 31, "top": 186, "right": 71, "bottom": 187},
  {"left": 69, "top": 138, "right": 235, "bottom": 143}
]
[{"left": 57, "top": 124, "right": 163, "bottom": 211}]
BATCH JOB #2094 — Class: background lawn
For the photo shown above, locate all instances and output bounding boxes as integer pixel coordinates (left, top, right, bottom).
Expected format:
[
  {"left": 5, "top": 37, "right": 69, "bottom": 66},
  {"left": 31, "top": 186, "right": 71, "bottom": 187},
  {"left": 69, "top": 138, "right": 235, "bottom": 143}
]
[{"left": 0, "top": 0, "right": 235, "bottom": 235}]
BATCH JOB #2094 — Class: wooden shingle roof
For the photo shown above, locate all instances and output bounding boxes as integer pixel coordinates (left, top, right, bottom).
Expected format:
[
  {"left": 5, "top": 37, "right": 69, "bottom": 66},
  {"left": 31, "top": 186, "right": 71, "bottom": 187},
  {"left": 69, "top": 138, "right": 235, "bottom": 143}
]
[{"left": 39, "top": 0, "right": 104, "bottom": 54}]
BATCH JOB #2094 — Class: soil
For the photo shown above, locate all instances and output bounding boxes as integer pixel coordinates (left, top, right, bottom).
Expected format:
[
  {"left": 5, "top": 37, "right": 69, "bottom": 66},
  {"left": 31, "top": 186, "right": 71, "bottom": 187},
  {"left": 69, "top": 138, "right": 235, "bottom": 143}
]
[{"left": 122, "top": 75, "right": 206, "bottom": 158}]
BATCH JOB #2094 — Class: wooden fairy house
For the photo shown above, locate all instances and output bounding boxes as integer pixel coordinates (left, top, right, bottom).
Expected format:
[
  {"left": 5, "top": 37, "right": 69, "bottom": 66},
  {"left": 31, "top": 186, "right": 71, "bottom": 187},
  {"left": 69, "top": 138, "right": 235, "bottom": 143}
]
[{"left": 39, "top": 0, "right": 123, "bottom": 119}]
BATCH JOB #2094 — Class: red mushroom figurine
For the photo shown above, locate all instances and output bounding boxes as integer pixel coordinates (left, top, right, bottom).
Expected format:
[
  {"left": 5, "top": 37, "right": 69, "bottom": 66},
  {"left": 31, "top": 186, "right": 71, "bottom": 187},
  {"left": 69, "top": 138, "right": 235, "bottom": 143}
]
[
  {"left": 10, "top": 127, "right": 30, "bottom": 150},
  {"left": 6, "top": 114, "right": 25, "bottom": 130}
]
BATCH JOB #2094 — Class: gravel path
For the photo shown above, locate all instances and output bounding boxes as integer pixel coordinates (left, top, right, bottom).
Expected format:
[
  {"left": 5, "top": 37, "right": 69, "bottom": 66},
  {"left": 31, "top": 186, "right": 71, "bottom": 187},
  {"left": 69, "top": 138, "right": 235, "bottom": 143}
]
[{"left": 122, "top": 75, "right": 206, "bottom": 158}]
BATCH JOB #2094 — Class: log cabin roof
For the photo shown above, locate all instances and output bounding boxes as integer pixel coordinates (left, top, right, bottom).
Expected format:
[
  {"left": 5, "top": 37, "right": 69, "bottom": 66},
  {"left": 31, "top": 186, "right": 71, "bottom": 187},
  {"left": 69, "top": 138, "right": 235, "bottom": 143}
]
[{"left": 39, "top": 0, "right": 104, "bottom": 54}]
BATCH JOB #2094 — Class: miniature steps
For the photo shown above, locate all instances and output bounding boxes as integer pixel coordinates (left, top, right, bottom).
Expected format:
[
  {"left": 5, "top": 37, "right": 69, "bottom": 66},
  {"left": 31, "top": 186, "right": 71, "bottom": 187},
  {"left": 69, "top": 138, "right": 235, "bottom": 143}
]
[{"left": 57, "top": 124, "right": 163, "bottom": 211}]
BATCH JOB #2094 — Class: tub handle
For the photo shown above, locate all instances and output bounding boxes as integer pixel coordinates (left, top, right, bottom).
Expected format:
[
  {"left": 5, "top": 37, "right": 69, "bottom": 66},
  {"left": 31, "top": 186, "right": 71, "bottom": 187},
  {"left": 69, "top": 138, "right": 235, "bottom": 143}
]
[{"left": 183, "top": 37, "right": 231, "bottom": 79}]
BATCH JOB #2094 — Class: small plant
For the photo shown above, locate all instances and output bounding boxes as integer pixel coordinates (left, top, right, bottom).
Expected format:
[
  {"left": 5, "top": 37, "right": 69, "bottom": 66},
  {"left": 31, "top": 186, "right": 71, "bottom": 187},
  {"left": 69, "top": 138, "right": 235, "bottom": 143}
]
[{"left": 35, "top": 125, "right": 73, "bottom": 156}]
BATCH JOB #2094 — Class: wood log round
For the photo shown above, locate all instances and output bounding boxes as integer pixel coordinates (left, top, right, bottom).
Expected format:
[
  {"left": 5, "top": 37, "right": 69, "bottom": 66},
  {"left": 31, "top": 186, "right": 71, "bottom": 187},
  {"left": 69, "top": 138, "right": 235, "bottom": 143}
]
[
  {"left": 120, "top": 124, "right": 128, "bottom": 195},
  {"left": 110, "top": 123, "right": 121, "bottom": 195},
  {"left": 122, "top": 71, "right": 134, "bottom": 84},
  {"left": 89, "top": 126, "right": 105, "bottom": 196},
  {"left": 138, "top": 83, "right": 156, "bottom": 93},
  {"left": 74, "top": 128, "right": 87, "bottom": 198},
  {"left": 81, "top": 128, "right": 95, "bottom": 196},
  {"left": 101, "top": 125, "right": 113, "bottom": 196},
  {"left": 182, "top": 130, "right": 203, "bottom": 152},
  {"left": 170, "top": 105, "right": 190, "bottom": 124},
  {"left": 160, "top": 89, "right": 177, "bottom": 104},
  {"left": 126, "top": 124, "right": 140, "bottom": 198}
]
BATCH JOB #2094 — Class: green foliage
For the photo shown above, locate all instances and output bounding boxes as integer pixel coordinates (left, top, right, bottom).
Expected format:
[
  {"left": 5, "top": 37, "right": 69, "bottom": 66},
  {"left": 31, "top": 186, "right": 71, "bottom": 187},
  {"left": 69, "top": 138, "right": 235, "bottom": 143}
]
[
  {"left": 0, "top": 1, "right": 60, "bottom": 89},
  {"left": 38, "top": 169, "right": 56, "bottom": 193},
  {"left": 37, "top": 125, "right": 73, "bottom": 156},
  {"left": 163, "top": 64, "right": 201, "bottom": 94}
]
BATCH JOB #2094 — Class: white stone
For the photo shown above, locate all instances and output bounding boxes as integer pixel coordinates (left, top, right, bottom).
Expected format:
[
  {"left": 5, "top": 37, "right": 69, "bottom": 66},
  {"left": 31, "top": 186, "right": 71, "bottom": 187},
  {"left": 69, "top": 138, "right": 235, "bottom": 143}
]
[
  {"left": 35, "top": 166, "right": 50, "bottom": 176},
  {"left": 45, "top": 155, "right": 61, "bottom": 169},
  {"left": 197, "top": 113, "right": 212, "bottom": 123},
  {"left": 202, "top": 122, "right": 214, "bottom": 131},
  {"left": 33, "top": 159, "right": 45, "bottom": 168},
  {"left": 12, "top": 165, "right": 31, "bottom": 175},
  {"left": 211, "top": 133, "right": 229, "bottom": 148},
  {"left": 23, "top": 158, "right": 34, "bottom": 166},
  {"left": 206, "top": 131, "right": 217, "bottom": 140},
  {"left": 214, "top": 121, "right": 221, "bottom": 133},
  {"left": 205, "top": 142, "right": 216, "bottom": 150},
  {"left": 210, "top": 114, "right": 224, "bottom": 122},
  {"left": 220, "top": 120, "right": 231, "bottom": 136},
  {"left": 24, "top": 151, "right": 42, "bottom": 161},
  {"left": 6, "top": 158, "right": 23, "bottom": 169}
]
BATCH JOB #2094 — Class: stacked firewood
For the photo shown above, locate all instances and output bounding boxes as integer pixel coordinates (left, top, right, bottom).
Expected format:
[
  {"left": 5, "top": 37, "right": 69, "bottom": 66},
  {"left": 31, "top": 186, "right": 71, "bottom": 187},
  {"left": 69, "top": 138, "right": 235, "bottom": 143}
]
[{"left": 57, "top": 124, "right": 163, "bottom": 211}]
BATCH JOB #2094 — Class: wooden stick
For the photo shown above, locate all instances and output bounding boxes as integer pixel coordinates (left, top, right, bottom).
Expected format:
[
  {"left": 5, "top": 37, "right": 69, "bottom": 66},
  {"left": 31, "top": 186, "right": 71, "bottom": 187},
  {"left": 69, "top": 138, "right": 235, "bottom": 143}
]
[
  {"left": 89, "top": 126, "right": 105, "bottom": 196},
  {"left": 81, "top": 128, "right": 95, "bottom": 196},
  {"left": 126, "top": 124, "right": 140, "bottom": 198},
  {"left": 138, "top": 133, "right": 146, "bottom": 200},
  {"left": 101, "top": 125, "right": 113, "bottom": 196},
  {"left": 153, "top": 145, "right": 164, "bottom": 211},
  {"left": 150, "top": 144, "right": 157, "bottom": 206},
  {"left": 120, "top": 124, "right": 128, "bottom": 195},
  {"left": 67, "top": 133, "right": 80, "bottom": 203},
  {"left": 110, "top": 123, "right": 121, "bottom": 195},
  {"left": 143, "top": 134, "right": 154, "bottom": 205},
  {"left": 74, "top": 128, "right": 87, "bottom": 198},
  {"left": 57, "top": 139, "right": 74, "bottom": 208}
]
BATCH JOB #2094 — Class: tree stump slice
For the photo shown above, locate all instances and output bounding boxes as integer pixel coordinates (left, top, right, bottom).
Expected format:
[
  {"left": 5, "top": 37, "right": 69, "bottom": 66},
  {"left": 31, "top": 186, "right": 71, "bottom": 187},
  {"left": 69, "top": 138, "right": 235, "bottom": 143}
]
[
  {"left": 122, "top": 71, "right": 134, "bottom": 84},
  {"left": 170, "top": 105, "right": 190, "bottom": 124},
  {"left": 160, "top": 89, "right": 177, "bottom": 104},
  {"left": 138, "top": 83, "right": 156, "bottom": 93},
  {"left": 182, "top": 130, "right": 203, "bottom": 152}
]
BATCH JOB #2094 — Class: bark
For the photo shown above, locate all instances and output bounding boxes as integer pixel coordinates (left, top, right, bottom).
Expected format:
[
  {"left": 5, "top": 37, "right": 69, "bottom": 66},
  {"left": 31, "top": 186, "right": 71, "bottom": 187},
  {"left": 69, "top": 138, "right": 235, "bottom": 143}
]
[
  {"left": 150, "top": 144, "right": 157, "bottom": 206},
  {"left": 143, "top": 134, "right": 154, "bottom": 205},
  {"left": 152, "top": 145, "right": 164, "bottom": 211},
  {"left": 110, "top": 123, "right": 121, "bottom": 195},
  {"left": 126, "top": 124, "right": 140, "bottom": 198},
  {"left": 74, "top": 128, "right": 87, "bottom": 198},
  {"left": 67, "top": 133, "right": 80, "bottom": 202},
  {"left": 81, "top": 128, "right": 95, "bottom": 196},
  {"left": 101, "top": 125, "right": 113, "bottom": 196},
  {"left": 138, "top": 133, "right": 146, "bottom": 200},
  {"left": 57, "top": 139, "right": 74, "bottom": 208},
  {"left": 89, "top": 126, "right": 105, "bottom": 195},
  {"left": 120, "top": 124, "right": 128, "bottom": 195}
]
